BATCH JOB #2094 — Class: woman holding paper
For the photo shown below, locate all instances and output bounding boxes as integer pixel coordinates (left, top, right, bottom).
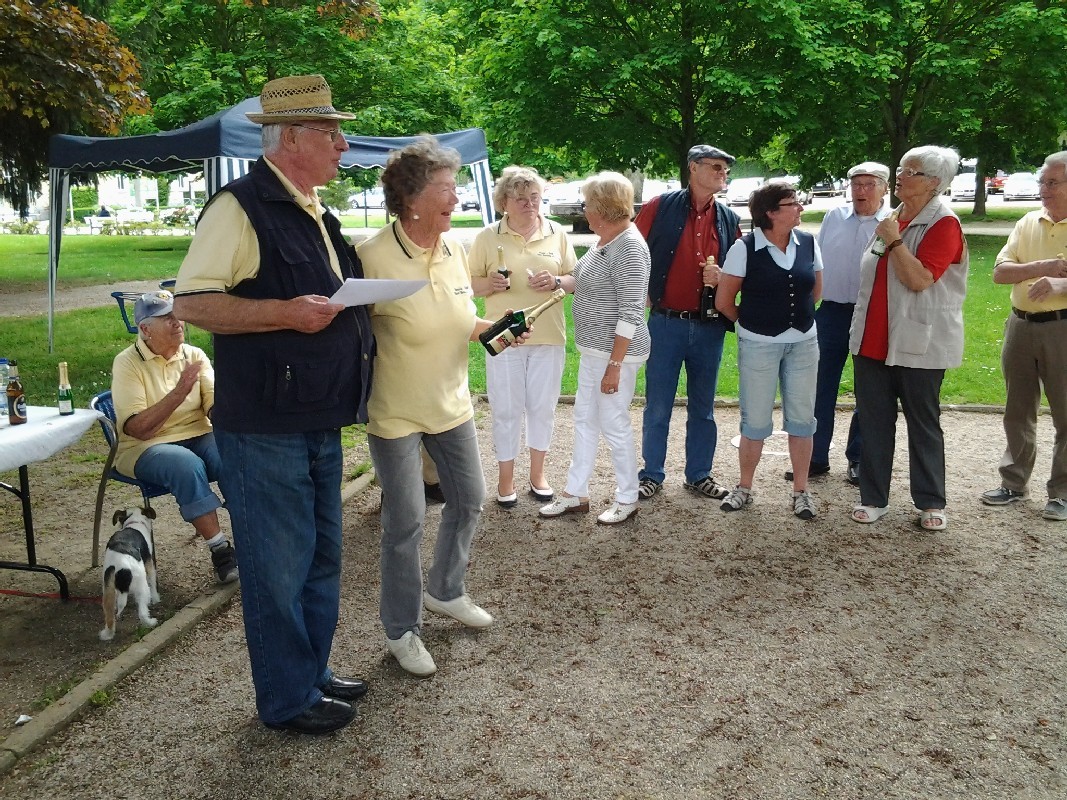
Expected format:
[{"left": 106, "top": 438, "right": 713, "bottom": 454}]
[
  {"left": 356, "top": 136, "right": 523, "bottom": 678},
  {"left": 468, "top": 165, "right": 577, "bottom": 507}
]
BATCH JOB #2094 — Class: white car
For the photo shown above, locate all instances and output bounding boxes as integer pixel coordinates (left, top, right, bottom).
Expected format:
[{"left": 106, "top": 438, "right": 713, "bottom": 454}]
[
  {"left": 725, "top": 177, "right": 764, "bottom": 206},
  {"left": 949, "top": 173, "right": 977, "bottom": 201},
  {"left": 349, "top": 187, "right": 386, "bottom": 209},
  {"left": 1003, "top": 172, "right": 1040, "bottom": 201}
]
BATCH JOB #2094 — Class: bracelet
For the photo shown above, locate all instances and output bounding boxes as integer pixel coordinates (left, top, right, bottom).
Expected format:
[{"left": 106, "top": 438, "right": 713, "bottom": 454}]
[
  {"left": 608, "top": 360, "right": 623, "bottom": 368},
  {"left": 886, "top": 238, "right": 905, "bottom": 253}
]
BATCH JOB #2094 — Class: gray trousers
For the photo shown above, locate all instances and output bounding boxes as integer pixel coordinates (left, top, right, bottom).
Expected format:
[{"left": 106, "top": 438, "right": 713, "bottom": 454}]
[
  {"left": 854, "top": 356, "right": 946, "bottom": 510},
  {"left": 998, "top": 314, "right": 1067, "bottom": 498},
  {"left": 369, "top": 419, "right": 486, "bottom": 640}
]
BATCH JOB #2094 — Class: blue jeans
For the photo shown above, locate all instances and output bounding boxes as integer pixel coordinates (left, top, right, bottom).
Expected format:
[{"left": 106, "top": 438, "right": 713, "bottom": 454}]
[
  {"left": 813, "top": 301, "right": 862, "bottom": 466},
  {"left": 737, "top": 336, "right": 819, "bottom": 440},
  {"left": 640, "top": 312, "right": 727, "bottom": 484},
  {"left": 369, "top": 419, "right": 485, "bottom": 640},
  {"left": 215, "top": 427, "right": 343, "bottom": 725},
  {"left": 134, "top": 434, "right": 222, "bottom": 522}
]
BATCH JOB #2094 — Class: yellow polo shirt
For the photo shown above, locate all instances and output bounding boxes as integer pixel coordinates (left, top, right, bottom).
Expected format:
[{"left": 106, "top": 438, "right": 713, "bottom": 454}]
[
  {"left": 175, "top": 158, "right": 342, "bottom": 294},
  {"left": 467, "top": 215, "right": 576, "bottom": 346},
  {"left": 111, "top": 339, "right": 215, "bottom": 476},
  {"left": 357, "top": 222, "right": 477, "bottom": 438},
  {"left": 996, "top": 209, "right": 1067, "bottom": 312}
]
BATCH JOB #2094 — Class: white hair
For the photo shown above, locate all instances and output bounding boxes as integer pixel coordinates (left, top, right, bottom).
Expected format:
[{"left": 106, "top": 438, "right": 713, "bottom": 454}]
[
  {"left": 261, "top": 124, "right": 285, "bottom": 155},
  {"left": 900, "top": 146, "right": 959, "bottom": 193},
  {"left": 1040, "top": 151, "right": 1067, "bottom": 178}
]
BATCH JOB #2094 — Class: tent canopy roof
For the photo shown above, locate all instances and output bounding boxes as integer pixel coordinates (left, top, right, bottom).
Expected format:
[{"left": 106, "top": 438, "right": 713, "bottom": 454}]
[{"left": 48, "top": 97, "right": 489, "bottom": 173}]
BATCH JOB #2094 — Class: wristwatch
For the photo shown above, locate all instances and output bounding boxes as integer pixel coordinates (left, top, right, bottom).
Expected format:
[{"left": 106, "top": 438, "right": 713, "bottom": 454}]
[{"left": 554, "top": 276, "right": 562, "bottom": 290}]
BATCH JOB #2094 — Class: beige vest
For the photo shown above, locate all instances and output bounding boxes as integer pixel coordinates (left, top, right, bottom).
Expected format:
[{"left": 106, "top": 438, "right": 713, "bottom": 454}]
[{"left": 850, "top": 197, "right": 968, "bottom": 368}]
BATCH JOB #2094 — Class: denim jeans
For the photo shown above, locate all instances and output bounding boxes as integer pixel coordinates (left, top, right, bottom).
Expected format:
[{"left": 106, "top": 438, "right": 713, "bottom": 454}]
[
  {"left": 737, "top": 335, "right": 819, "bottom": 440},
  {"left": 813, "top": 301, "right": 862, "bottom": 466},
  {"left": 134, "top": 433, "right": 222, "bottom": 522},
  {"left": 640, "top": 312, "right": 727, "bottom": 484},
  {"left": 369, "top": 419, "right": 485, "bottom": 640},
  {"left": 215, "top": 427, "right": 343, "bottom": 725}
]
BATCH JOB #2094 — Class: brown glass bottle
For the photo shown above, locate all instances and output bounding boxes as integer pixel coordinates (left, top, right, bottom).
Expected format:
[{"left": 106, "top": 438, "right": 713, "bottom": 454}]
[{"left": 7, "top": 358, "right": 27, "bottom": 425}]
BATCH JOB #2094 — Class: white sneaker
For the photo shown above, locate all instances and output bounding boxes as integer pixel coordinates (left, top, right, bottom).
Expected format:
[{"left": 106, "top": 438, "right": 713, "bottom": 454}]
[
  {"left": 386, "top": 631, "right": 437, "bottom": 677},
  {"left": 423, "top": 592, "right": 494, "bottom": 628},
  {"left": 596, "top": 500, "right": 639, "bottom": 525}
]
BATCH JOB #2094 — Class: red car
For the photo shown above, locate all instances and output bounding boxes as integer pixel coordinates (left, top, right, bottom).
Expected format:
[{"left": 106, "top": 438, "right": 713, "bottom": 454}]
[{"left": 986, "top": 170, "right": 1007, "bottom": 194}]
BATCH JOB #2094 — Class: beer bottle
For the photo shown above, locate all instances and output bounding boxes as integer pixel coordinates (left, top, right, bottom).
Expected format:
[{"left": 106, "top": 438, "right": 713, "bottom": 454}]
[
  {"left": 57, "top": 361, "right": 74, "bottom": 416},
  {"left": 7, "top": 359, "right": 27, "bottom": 425}
]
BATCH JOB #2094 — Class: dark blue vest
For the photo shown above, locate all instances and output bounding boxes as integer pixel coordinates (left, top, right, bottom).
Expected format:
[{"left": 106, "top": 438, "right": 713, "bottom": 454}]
[
  {"left": 737, "top": 231, "right": 817, "bottom": 337},
  {"left": 204, "top": 158, "right": 374, "bottom": 433},
  {"left": 645, "top": 188, "right": 741, "bottom": 305}
]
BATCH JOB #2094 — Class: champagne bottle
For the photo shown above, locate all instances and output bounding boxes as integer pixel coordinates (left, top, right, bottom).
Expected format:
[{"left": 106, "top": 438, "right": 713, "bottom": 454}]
[
  {"left": 57, "top": 361, "right": 74, "bottom": 416},
  {"left": 7, "top": 358, "right": 26, "bottom": 426},
  {"left": 871, "top": 209, "right": 900, "bottom": 256},
  {"left": 699, "top": 254, "right": 720, "bottom": 322},
  {"left": 496, "top": 245, "right": 510, "bottom": 289},
  {"left": 479, "top": 287, "right": 566, "bottom": 356}
]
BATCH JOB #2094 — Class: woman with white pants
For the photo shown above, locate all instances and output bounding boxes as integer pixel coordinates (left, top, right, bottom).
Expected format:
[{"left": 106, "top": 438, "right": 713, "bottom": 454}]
[
  {"left": 538, "top": 172, "right": 651, "bottom": 525},
  {"left": 469, "top": 166, "right": 576, "bottom": 507}
]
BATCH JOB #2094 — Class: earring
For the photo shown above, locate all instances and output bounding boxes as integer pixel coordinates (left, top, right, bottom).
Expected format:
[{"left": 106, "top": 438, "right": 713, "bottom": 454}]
[{"left": 412, "top": 213, "right": 420, "bottom": 220}]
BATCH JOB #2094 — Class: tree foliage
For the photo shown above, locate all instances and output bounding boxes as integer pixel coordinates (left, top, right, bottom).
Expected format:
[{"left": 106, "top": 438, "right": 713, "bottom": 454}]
[
  {"left": 0, "top": 0, "right": 149, "bottom": 215},
  {"left": 459, "top": 0, "right": 819, "bottom": 184}
]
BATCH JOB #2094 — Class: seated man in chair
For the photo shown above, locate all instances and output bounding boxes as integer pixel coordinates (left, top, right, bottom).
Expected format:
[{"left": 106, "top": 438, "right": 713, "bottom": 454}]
[{"left": 111, "top": 290, "right": 237, "bottom": 583}]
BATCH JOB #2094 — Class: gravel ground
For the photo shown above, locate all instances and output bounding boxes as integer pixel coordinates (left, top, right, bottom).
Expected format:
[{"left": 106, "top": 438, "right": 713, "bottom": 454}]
[{"left": 1, "top": 399, "right": 1065, "bottom": 799}]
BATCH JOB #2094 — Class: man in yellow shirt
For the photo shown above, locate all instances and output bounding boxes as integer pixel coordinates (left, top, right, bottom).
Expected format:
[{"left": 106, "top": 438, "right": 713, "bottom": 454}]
[{"left": 982, "top": 151, "right": 1067, "bottom": 520}]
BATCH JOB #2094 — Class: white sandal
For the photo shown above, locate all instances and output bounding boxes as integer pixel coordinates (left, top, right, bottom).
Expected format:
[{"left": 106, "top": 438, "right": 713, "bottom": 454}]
[{"left": 851, "top": 504, "right": 889, "bottom": 524}]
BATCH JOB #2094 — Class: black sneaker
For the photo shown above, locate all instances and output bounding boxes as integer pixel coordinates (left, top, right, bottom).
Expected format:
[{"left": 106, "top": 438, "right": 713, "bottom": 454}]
[{"left": 210, "top": 542, "right": 239, "bottom": 584}]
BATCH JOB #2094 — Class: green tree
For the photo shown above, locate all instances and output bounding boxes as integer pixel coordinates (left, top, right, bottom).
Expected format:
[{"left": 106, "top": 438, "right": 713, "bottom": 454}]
[
  {"left": 0, "top": 0, "right": 149, "bottom": 215},
  {"left": 459, "top": 0, "right": 816, "bottom": 184}
]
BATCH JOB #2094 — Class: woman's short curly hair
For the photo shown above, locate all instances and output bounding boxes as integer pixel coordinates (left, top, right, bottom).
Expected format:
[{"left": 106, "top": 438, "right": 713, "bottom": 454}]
[
  {"left": 493, "top": 166, "right": 545, "bottom": 211},
  {"left": 381, "top": 136, "right": 461, "bottom": 217},
  {"left": 581, "top": 171, "right": 634, "bottom": 223},
  {"left": 749, "top": 181, "right": 798, "bottom": 230}
]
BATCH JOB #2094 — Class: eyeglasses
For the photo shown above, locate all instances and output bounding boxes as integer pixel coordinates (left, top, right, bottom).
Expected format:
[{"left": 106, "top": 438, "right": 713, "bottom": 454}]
[
  {"left": 896, "top": 166, "right": 928, "bottom": 178},
  {"left": 850, "top": 180, "right": 882, "bottom": 191},
  {"left": 293, "top": 124, "right": 343, "bottom": 142},
  {"left": 512, "top": 194, "right": 542, "bottom": 206},
  {"left": 1037, "top": 178, "right": 1066, "bottom": 188},
  {"left": 776, "top": 201, "right": 804, "bottom": 209},
  {"left": 697, "top": 161, "right": 731, "bottom": 174}
]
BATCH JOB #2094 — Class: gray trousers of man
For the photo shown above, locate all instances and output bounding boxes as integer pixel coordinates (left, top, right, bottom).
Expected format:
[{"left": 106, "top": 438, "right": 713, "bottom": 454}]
[
  {"left": 854, "top": 355, "right": 946, "bottom": 510},
  {"left": 369, "top": 419, "right": 486, "bottom": 640},
  {"left": 998, "top": 314, "right": 1067, "bottom": 498}
]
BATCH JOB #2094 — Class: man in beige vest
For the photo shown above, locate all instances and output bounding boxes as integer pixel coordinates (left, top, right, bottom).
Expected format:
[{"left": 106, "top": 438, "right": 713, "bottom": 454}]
[{"left": 981, "top": 152, "right": 1067, "bottom": 520}]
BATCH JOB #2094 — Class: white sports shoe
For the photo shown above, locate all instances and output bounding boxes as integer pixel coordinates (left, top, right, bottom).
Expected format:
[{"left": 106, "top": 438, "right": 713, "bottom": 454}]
[
  {"left": 386, "top": 631, "right": 437, "bottom": 677},
  {"left": 423, "top": 592, "right": 494, "bottom": 628}
]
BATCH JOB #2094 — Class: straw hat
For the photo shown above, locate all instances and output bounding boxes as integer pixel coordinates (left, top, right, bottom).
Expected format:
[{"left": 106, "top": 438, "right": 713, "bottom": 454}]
[{"left": 245, "top": 74, "right": 356, "bottom": 124}]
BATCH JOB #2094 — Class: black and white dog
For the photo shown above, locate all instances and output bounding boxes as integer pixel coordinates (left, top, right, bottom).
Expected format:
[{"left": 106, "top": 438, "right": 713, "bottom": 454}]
[{"left": 99, "top": 507, "right": 159, "bottom": 641}]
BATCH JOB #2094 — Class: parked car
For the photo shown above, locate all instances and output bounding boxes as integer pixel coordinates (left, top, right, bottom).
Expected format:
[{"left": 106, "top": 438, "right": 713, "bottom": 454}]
[
  {"left": 461, "top": 196, "right": 481, "bottom": 211},
  {"left": 349, "top": 187, "right": 386, "bottom": 208},
  {"left": 985, "top": 170, "right": 1008, "bottom": 194},
  {"left": 725, "top": 177, "right": 764, "bottom": 206},
  {"left": 809, "top": 178, "right": 844, "bottom": 197},
  {"left": 949, "top": 173, "right": 977, "bottom": 201},
  {"left": 1003, "top": 172, "right": 1040, "bottom": 201}
]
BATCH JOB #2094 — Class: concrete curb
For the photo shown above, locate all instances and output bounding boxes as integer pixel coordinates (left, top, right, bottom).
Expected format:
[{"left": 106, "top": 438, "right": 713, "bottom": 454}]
[{"left": 0, "top": 471, "right": 377, "bottom": 779}]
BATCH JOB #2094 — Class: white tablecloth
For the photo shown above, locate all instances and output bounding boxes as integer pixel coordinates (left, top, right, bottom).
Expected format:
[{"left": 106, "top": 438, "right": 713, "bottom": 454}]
[{"left": 0, "top": 407, "right": 103, "bottom": 473}]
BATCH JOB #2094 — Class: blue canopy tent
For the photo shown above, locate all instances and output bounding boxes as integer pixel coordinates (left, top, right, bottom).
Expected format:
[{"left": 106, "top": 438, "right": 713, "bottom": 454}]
[{"left": 46, "top": 97, "right": 494, "bottom": 349}]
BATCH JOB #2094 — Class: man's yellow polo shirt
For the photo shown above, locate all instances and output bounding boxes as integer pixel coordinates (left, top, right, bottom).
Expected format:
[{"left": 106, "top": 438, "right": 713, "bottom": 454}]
[
  {"left": 111, "top": 338, "right": 215, "bottom": 476},
  {"left": 996, "top": 208, "right": 1067, "bottom": 312},
  {"left": 357, "top": 222, "right": 477, "bottom": 439}
]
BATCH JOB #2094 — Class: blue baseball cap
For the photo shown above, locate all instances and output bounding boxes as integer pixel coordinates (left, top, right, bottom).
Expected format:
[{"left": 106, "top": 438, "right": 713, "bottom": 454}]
[{"left": 134, "top": 290, "right": 174, "bottom": 326}]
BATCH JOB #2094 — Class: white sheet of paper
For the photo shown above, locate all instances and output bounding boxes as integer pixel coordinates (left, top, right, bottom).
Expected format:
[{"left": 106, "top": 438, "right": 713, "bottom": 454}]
[{"left": 329, "top": 278, "right": 428, "bottom": 307}]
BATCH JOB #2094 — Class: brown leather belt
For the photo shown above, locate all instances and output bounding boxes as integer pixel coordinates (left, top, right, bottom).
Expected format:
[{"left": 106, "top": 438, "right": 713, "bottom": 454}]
[{"left": 1012, "top": 307, "right": 1067, "bottom": 323}]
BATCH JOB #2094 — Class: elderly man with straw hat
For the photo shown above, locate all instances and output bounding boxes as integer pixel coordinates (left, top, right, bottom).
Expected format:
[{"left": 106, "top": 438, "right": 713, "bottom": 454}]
[{"left": 174, "top": 75, "right": 374, "bottom": 735}]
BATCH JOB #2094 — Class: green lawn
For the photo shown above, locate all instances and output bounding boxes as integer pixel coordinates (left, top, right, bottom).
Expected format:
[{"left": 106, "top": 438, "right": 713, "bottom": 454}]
[{"left": 1, "top": 232, "right": 1014, "bottom": 408}]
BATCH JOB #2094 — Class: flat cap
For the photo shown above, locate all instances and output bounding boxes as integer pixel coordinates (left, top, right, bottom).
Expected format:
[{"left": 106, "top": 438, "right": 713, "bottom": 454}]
[
  {"left": 846, "top": 161, "right": 890, "bottom": 183},
  {"left": 687, "top": 145, "right": 736, "bottom": 165}
]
